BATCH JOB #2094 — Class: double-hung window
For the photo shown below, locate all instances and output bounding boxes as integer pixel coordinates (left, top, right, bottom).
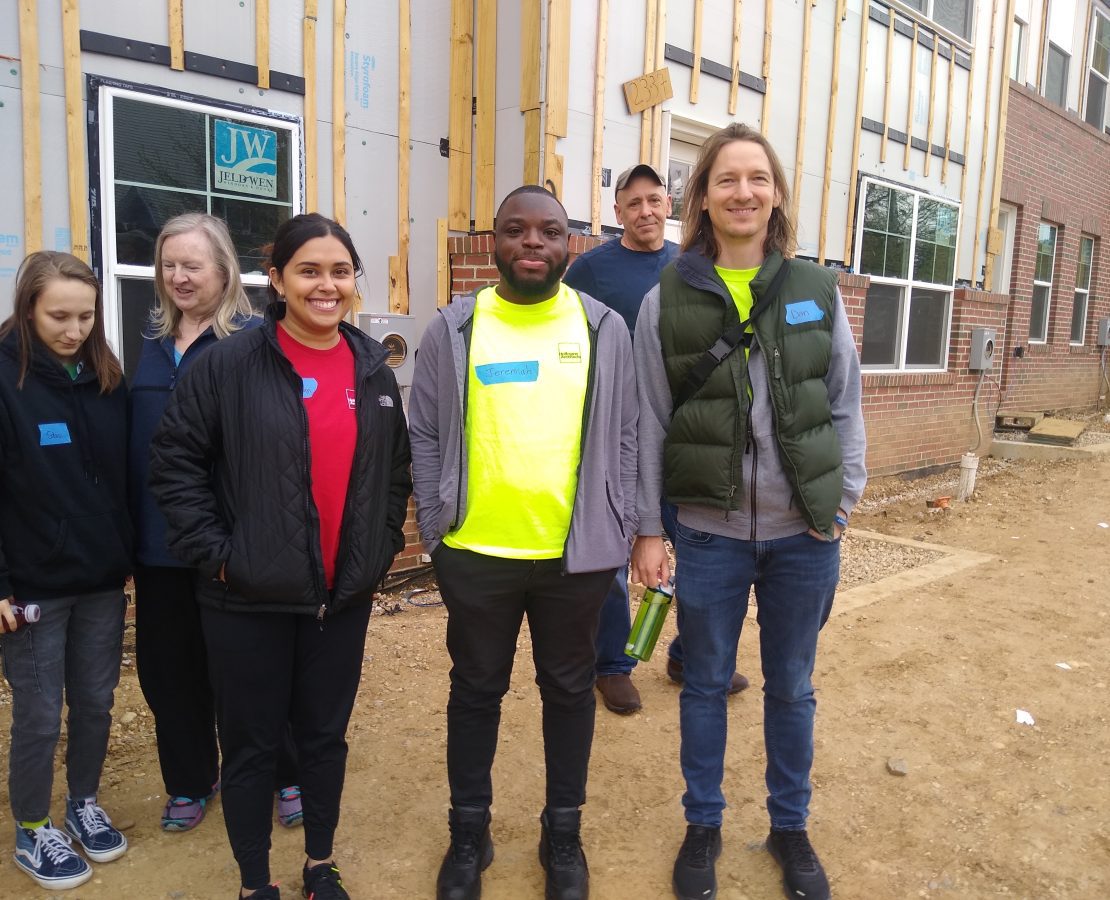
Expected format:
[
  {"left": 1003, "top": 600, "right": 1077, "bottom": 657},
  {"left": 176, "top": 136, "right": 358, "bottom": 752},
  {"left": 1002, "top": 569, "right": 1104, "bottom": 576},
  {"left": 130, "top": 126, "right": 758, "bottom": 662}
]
[
  {"left": 1071, "top": 236, "right": 1095, "bottom": 344},
  {"left": 1085, "top": 10, "right": 1110, "bottom": 131},
  {"left": 94, "top": 82, "right": 302, "bottom": 375},
  {"left": 899, "top": 0, "right": 973, "bottom": 41},
  {"left": 1044, "top": 43, "right": 1071, "bottom": 108},
  {"left": 1029, "top": 223, "right": 1058, "bottom": 343},
  {"left": 855, "top": 178, "right": 959, "bottom": 370}
]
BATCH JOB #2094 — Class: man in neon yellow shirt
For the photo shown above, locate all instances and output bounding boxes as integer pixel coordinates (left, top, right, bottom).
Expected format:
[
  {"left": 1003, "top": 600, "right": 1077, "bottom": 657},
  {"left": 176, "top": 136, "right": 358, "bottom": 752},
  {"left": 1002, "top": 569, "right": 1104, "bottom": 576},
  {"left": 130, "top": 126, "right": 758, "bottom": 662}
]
[{"left": 410, "top": 186, "right": 638, "bottom": 900}]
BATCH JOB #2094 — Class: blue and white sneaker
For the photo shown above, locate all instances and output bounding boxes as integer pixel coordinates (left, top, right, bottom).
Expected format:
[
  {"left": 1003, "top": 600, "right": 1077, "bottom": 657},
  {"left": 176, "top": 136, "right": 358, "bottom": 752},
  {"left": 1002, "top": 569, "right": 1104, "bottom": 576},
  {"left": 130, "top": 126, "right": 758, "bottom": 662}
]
[
  {"left": 13, "top": 820, "right": 93, "bottom": 890},
  {"left": 64, "top": 796, "right": 128, "bottom": 863}
]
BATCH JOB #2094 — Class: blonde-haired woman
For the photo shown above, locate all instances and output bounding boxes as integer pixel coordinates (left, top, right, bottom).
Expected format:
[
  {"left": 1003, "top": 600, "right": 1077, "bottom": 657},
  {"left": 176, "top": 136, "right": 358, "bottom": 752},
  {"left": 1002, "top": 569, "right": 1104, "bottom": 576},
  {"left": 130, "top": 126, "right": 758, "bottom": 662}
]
[{"left": 128, "top": 213, "right": 301, "bottom": 833}]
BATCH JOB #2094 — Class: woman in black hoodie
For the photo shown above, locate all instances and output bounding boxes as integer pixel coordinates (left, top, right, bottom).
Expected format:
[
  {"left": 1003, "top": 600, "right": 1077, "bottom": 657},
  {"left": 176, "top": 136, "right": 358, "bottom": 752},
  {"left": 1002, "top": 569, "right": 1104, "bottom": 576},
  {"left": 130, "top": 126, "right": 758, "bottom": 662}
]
[{"left": 0, "top": 251, "right": 132, "bottom": 891}]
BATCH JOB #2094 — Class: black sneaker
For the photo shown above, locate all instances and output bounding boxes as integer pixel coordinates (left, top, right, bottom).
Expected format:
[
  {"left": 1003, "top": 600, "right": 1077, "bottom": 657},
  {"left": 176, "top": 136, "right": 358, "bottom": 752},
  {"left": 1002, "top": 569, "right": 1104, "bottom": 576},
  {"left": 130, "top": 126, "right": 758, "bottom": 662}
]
[
  {"left": 672, "top": 824, "right": 721, "bottom": 900},
  {"left": 766, "top": 829, "right": 830, "bottom": 900},
  {"left": 242, "top": 886, "right": 281, "bottom": 899},
  {"left": 538, "top": 807, "right": 588, "bottom": 900},
  {"left": 436, "top": 807, "right": 493, "bottom": 900},
  {"left": 302, "top": 861, "right": 349, "bottom": 900}
]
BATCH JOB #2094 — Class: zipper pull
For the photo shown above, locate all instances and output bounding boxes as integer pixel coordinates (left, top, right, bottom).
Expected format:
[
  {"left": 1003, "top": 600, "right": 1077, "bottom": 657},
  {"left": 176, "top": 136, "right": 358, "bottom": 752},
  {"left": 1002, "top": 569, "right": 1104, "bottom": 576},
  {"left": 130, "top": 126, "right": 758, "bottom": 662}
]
[
  {"left": 316, "top": 603, "right": 327, "bottom": 623},
  {"left": 773, "top": 346, "right": 783, "bottom": 379},
  {"left": 728, "top": 484, "right": 737, "bottom": 498}
]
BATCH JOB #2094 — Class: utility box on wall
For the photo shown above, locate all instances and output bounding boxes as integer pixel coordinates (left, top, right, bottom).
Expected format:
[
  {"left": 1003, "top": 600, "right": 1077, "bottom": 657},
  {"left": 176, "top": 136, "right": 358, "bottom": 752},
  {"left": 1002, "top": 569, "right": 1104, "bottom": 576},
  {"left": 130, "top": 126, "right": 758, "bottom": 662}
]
[
  {"left": 357, "top": 313, "right": 417, "bottom": 386},
  {"left": 969, "top": 327, "right": 997, "bottom": 370},
  {"left": 1098, "top": 318, "right": 1110, "bottom": 347}
]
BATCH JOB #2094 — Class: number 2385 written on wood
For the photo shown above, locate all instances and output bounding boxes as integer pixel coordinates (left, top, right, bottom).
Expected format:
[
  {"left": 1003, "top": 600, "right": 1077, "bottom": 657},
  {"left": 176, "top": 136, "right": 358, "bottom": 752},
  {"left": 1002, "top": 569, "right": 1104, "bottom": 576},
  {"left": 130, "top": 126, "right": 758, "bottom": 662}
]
[{"left": 623, "top": 67, "right": 674, "bottom": 114}]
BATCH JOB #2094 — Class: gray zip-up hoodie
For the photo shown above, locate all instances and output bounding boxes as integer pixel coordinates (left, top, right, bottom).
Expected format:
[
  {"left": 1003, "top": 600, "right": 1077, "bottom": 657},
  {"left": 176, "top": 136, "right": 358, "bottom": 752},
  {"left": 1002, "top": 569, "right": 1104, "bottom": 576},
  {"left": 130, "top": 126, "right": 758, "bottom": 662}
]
[
  {"left": 408, "top": 289, "right": 638, "bottom": 573},
  {"left": 635, "top": 258, "right": 866, "bottom": 541}
]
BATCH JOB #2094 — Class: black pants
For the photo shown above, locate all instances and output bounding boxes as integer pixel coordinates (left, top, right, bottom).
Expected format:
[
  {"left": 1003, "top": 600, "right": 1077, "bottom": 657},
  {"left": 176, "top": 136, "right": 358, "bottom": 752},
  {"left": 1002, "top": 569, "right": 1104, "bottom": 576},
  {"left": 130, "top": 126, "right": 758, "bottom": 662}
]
[
  {"left": 134, "top": 566, "right": 298, "bottom": 798},
  {"left": 434, "top": 546, "right": 615, "bottom": 811},
  {"left": 200, "top": 601, "right": 372, "bottom": 889}
]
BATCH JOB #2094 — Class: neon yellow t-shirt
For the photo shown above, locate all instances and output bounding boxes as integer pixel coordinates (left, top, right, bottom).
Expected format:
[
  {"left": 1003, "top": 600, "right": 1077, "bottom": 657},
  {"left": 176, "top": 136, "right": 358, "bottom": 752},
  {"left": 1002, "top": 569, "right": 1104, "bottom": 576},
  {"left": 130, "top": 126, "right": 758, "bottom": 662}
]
[
  {"left": 444, "top": 284, "right": 591, "bottom": 559},
  {"left": 714, "top": 265, "right": 761, "bottom": 361}
]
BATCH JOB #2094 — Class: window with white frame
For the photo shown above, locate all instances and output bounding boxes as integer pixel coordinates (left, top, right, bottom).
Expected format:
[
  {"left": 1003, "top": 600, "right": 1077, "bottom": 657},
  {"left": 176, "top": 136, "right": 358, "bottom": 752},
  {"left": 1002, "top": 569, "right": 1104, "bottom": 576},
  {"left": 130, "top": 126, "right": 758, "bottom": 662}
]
[
  {"left": 1085, "top": 10, "right": 1110, "bottom": 131},
  {"left": 1044, "top": 42, "right": 1070, "bottom": 107},
  {"left": 1011, "top": 17, "right": 1027, "bottom": 81},
  {"left": 1071, "top": 236, "right": 1095, "bottom": 344},
  {"left": 96, "top": 84, "right": 301, "bottom": 376},
  {"left": 1029, "top": 223, "right": 1058, "bottom": 343},
  {"left": 899, "top": 0, "right": 973, "bottom": 40},
  {"left": 854, "top": 179, "right": 959, "bottom": 370}
]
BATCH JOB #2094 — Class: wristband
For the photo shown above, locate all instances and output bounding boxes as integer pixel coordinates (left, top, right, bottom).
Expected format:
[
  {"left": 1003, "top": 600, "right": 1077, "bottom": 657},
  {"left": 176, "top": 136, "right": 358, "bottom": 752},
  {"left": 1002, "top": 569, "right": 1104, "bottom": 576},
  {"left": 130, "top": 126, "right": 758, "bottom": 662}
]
[{"left": 833, "top": 513, "right": 849, "bottom": 529}]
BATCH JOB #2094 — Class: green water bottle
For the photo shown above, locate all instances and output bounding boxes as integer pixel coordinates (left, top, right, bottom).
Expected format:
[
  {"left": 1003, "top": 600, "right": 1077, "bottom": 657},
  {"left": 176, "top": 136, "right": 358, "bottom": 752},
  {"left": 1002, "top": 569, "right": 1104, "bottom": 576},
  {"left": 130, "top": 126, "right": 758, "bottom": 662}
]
[{"left": 624, "top": 583, "right": 674, "bottom": 662}]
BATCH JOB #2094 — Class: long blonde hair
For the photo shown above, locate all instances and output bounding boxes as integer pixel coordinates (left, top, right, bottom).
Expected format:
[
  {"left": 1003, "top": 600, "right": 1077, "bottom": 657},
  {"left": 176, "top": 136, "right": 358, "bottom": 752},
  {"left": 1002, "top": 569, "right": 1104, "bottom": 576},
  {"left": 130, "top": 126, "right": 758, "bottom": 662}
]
[
  {"left": 680, "top": 122, "right": 798, "bottom": 260},
  {"left": 150, "top": 213, "right": 254, "bottom": 339}
]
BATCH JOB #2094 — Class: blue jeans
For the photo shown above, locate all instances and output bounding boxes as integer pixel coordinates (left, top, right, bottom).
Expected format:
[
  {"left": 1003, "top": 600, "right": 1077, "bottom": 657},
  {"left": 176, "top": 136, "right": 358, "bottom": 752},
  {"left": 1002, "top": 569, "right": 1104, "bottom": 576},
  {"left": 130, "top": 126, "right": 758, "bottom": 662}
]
[
  {"left": 594, "top": 566, "right": 636, "bottom": 676},
  {"left": 671, "top": 525, "right": 839, "bottom": 829},
  {"left": 0, "top": 590, "right": 126, "bottom": 822}
]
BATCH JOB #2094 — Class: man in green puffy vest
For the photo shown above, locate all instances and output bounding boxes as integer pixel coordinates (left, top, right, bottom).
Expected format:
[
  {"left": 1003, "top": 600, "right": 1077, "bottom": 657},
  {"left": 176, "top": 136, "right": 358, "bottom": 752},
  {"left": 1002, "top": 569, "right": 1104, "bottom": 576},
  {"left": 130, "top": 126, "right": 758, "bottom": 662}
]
[{"left": 631, "top": 123, "right": 866, "bottom": 900}]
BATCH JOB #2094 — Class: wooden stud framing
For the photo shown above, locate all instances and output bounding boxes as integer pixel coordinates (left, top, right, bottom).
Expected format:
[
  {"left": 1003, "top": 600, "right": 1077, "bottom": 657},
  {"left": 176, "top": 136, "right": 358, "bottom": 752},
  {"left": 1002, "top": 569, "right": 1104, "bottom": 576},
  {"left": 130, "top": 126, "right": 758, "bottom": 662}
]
[
  {"left": 923, "top": 30, "right": 938, "bottom": 177},
  {"left": 544, "top": 0, "right": 571, "bottom": 195},
  {"left": 760, "top": 0, "right": 773, "bottom": 134},
  {"left": 957, "top": 49, "right": 975, "bottom": 271},
  {"left": 437, "top": 218, "right": 449, "bottom": 307},
  {"left": 971, "top": 0, "right": 1000, "bottom": 285},
  {"left": 903, "top": 23, "right": 918, "bottom": 170},
  {"left": 985, "top": 0, "right": 1018, "bottom": 292},
  {"left": 303, "top": 1, "right": 318, "bottom": 211},
  {"left": 843, "top": 0, "right": 868, "bottom": 265},
  {"left": 1036, "top": 0, "right": 1049, "bottom": 91},
  {"left": 169, "top": 0, "right": 184, "bottom": 71},
  {"left": 332, "top": 0, "right": 346, "bottom": 225},
  {"left": 448, "top": 0, "right": 473, "bottom": 231},
  {"left": 881, "top": 12, "right": 894, "bottom": 162},
  {"left": 690, "top": 0, "right": 703, "bottom": 103},
  {"left": 792, "top": 0, "right": 814, "bottom": 219},
  {"left": 256, "top": 0, "right": 270, "bottom": 89},
  {"left": 942, "top": 42, "right": 956, "bottom": 183},
  {"left": 393, "top": 0, "right": 412, "bottom": 312},
  {"left": 818, "top": 0, "right": 845, "bottom": 265},
  {"left": 474, "top": 0, "right": 496, "bottom": 231},
  {"left": 651, "top": 0, "right": 666, "bottom": 169},
  {"left": 728, "top": 0, "right": 742, "bottom": 116},
  {"left": 19, "top": 0, "right": 42, "bottom": 255},
  {"left": 591, "top": 0, "right": 610, "bottom": 234},
  {"left": 521, "top": 0, "right": 542, "bottom": 183},
  {"left": 62, "top": 0, "right": 88, "bottom": 261},
  {"left": 640, "top": 0, "right": 657, "bottom": 163}
]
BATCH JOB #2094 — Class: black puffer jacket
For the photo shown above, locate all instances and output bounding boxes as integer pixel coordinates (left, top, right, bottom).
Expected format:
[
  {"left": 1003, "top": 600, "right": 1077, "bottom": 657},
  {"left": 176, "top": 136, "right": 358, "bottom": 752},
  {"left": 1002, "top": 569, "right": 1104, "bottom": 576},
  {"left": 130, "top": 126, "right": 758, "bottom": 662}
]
[{"left": 149, "top": 305, "right": 412, "bottom": 616}]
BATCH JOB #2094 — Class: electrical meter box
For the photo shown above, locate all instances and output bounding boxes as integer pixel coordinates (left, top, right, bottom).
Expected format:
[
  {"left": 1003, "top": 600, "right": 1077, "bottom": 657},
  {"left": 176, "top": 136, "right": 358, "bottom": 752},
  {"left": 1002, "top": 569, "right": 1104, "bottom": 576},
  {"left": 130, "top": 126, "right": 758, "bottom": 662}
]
[
  {"left": 1098, "top": 317, "right": 1110, "bottom": 347},
  {"left": 969, "top": 327, "right": 997, "bottom": 370},
  {"left": 357, "top": 313, "right": 417, "bottom": 386}
]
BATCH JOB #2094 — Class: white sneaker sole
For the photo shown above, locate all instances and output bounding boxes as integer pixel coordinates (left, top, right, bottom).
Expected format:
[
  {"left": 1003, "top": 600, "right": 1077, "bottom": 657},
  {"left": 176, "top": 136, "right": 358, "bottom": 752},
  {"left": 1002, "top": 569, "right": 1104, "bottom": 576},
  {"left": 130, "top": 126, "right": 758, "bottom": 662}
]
[
  {"left": 13, "top": 850, "right": 94, "bottom": 890},
  {"left": 64, "top": 823, "right": 129, "bottom": 863}
]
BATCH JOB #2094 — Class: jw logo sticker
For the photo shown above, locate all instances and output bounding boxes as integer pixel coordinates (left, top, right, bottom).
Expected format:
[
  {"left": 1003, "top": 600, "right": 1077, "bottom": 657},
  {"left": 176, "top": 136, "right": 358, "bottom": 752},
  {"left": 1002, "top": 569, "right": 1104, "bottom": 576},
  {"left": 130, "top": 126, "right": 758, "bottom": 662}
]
[
  {"left": 558, "top": 343, "right": 583, "bottom": 364},
  {"left": 213, "top": 120, "right": 278, "bottom": 198}
]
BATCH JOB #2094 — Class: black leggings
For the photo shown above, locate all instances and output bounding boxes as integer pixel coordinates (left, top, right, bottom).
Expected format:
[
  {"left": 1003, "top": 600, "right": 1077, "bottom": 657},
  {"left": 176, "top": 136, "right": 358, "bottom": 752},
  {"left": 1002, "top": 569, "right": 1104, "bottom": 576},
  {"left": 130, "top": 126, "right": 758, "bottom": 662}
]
[{"left": 200, "top": 601, "right": 372, "bottom": 889}]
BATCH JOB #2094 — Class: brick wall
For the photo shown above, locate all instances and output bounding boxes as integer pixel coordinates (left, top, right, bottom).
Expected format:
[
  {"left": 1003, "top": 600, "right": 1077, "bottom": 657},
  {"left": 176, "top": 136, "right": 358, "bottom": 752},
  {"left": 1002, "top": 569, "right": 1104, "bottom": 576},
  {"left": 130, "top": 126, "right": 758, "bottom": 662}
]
[
  {"left": 448, "top": 232, "right": 607, "bottom": 295},
  {"left": 997, "top": 82, "right": 1110, "bottom": 413}
]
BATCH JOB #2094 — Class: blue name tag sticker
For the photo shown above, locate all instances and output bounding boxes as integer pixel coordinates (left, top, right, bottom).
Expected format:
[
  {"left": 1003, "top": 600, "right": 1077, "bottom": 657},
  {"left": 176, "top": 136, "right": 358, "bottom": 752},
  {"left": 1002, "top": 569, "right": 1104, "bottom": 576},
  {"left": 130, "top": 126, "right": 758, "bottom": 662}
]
[
  {"left": 785, "top": 300, "right": 825, "bottom": 325},
  {"left": 302, "top": 377, "right": 319, "bottom": 399},
  {"left": 475, "top": 361, "right": 540, "bottom": 385},
  {"left": 38, "top": 422, "right": 72, "bottom": 446}
]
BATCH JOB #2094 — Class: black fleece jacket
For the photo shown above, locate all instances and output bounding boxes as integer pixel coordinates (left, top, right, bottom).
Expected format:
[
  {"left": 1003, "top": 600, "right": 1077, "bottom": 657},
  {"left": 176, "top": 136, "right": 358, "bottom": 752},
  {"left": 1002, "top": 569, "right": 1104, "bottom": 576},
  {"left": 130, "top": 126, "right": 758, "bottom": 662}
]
[
  {"left": 0, "top": 332, "right": 132, "bottom": 602},
  {"left": 149, "top": 305, "right": 413, "bottom": 617}
]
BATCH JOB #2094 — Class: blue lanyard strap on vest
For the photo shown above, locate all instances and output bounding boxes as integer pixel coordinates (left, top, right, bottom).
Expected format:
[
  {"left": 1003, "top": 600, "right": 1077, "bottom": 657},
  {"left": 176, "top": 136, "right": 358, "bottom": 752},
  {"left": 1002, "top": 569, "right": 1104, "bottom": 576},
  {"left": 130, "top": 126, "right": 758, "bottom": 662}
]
[{"left": 671, "top": 259, "right": 791, "bottom": 415}]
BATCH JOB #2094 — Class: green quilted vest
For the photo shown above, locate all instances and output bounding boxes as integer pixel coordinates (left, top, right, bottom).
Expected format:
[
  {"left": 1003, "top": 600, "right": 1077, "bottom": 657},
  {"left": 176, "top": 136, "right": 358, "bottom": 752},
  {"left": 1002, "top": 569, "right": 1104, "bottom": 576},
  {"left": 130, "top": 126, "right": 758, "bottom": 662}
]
[{"left": 658, "top": 251, "right": 845, "bottom": 535}]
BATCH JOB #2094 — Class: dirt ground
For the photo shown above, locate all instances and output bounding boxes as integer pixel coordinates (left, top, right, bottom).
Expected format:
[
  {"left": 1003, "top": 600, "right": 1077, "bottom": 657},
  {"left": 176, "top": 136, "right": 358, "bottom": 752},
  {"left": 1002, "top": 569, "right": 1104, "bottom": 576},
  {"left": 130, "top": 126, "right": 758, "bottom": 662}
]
[{"left": 1, "top": 439, "right": 1109, "bottom": 899}]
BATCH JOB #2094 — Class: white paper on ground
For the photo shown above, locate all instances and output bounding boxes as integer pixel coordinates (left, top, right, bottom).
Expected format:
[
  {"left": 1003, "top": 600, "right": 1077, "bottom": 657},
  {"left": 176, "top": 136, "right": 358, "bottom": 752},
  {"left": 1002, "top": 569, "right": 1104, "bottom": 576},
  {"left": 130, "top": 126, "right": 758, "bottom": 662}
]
[{"left": 1015, "top": 709, "right": 1035, "bottom": 725}]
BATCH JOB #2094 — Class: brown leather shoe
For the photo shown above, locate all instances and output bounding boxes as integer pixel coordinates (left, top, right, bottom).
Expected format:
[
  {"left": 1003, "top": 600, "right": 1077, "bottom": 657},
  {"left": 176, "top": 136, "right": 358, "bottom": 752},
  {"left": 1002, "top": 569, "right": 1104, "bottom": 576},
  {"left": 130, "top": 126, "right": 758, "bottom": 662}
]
[
  {"left": 665, "top": 657, "right": 750, "bottom": 694},
  {"left": 595, "top": 674, "right": 642, "bottom": 714}
]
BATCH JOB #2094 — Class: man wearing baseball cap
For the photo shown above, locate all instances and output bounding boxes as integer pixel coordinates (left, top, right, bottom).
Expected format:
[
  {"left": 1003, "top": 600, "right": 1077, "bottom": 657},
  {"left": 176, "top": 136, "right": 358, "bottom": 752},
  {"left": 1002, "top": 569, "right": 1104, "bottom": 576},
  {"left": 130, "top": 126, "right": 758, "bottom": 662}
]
[{"left": 565, "top": 163, "right": 749, "bottom": 715}]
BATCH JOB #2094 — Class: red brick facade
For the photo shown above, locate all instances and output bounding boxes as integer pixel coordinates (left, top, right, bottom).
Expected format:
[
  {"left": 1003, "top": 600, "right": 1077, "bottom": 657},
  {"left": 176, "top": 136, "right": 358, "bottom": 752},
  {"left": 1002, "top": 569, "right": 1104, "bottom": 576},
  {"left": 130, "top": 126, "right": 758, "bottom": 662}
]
[{"left": 997, "top": 82, "right": 1109, "bottom": 412}]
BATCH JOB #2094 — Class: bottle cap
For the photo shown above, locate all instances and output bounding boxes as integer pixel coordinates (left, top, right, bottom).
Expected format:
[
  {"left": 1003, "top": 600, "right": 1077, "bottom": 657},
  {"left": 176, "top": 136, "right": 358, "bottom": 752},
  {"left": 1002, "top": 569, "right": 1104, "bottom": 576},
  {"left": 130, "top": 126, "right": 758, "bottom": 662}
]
[
  {"left": 654, "top": 583, "right": 674, "bottom": 598},
  {"left": 22, "top": 604, "right": 41, "bottom": 623}
]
